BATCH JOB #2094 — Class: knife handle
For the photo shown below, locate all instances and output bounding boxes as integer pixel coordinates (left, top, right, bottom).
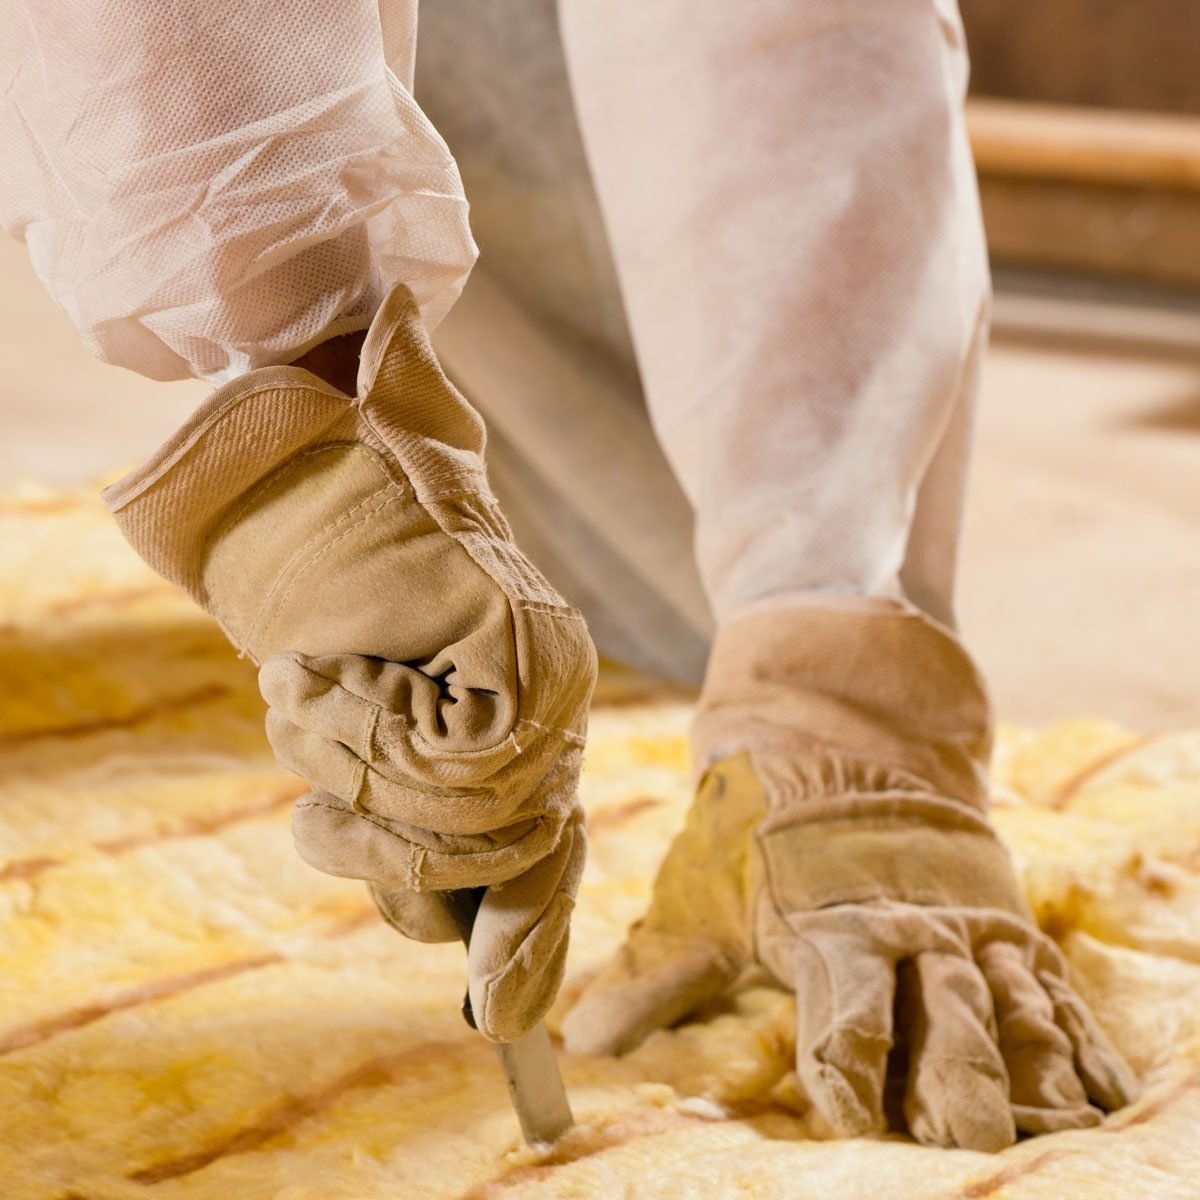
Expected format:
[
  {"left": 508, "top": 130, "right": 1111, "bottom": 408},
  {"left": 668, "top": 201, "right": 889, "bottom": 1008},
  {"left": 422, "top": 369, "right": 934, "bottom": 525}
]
[{"left": 441, "top": 886, "right": 487, "bottom": 1030}]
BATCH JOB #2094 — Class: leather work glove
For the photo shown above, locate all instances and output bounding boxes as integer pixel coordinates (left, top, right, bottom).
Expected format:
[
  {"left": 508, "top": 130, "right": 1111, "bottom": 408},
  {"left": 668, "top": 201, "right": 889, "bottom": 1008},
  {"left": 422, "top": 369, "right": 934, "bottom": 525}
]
[
  {"left": 563, "top": 600, "right": 1137, "bottom": 1150},
  {"left": 103, "top": 285, "right": 598, "bottom": 1042}
]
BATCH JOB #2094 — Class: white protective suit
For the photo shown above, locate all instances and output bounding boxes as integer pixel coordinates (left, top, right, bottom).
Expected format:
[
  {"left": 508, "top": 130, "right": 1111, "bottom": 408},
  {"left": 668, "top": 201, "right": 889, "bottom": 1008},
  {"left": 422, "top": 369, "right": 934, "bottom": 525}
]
[{"left": 0, "top": 0, "right": 988, "bottom": 681}]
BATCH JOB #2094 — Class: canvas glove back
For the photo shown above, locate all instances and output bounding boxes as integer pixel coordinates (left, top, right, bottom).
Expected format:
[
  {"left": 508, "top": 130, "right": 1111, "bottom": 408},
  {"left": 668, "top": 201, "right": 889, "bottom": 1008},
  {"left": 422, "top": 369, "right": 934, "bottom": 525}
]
[
  {"left": 563, "top": 601, "right": 1136, "bottom": 1150},
  {"left": 103, "top": 285, "right": 598, "bottom": 1042}
]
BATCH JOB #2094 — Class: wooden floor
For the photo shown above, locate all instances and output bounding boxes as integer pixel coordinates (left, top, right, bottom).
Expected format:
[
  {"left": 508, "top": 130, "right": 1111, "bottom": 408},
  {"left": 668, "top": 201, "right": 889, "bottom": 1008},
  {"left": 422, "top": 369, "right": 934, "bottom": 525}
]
[{"left": 2, "top": 236, "right": 1198, "bottom": 729}]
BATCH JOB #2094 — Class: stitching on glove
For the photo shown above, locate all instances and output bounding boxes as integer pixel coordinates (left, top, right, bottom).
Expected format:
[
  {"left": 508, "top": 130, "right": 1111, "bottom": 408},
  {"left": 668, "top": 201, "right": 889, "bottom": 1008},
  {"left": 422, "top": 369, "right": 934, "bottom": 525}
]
[
  {"left": 349, "top": 756, "right": 368, "bottom": 813},
  {"left": 401, "top": 724, "right": 526, "bottom": 761},
  {"left": 759, "top": 804, "right": 996, "bottom": 837},
  {"left": 248, "top": 471, "right": 399, "bottom": 639},
  {"left": 517, "top": 603, "right": 587, "bottom": 622},
  {"left": 514, "top": 718, "right": 587, "bottom": 744},
  {"left": 406, "top": 843, "right": 426, "bottom": 891},
  {"left": 210, "top": 444, "right": 397, "bottom": 606},
  {"left": 214, "top": 444, "right": 406, "bottom": 645},
  {"left": 107, "top": 380, "right": 336, "bottom": 509},
  {"left": 421, "top": 486, "right": 490, "bottom": 501},
  {"left": 364, "top": 702, "right": 384, "bottom": 768},
  {"left": 256, "top": 492, "right": 407, "bottom": 650},
  {"left": 793, "top": 886, "right": 968, "bottom": 910},
  {"left": 215, "top": 445, "right": 397, "bottom": 546},
  {"left": 296, "top": 795, "right": 559, "bottom": 879}
]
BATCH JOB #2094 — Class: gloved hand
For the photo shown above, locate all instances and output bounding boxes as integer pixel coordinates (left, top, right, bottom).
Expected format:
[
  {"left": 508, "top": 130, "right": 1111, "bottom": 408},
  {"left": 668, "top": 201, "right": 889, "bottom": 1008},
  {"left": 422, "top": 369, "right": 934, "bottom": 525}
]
[
  {"left": 103, "top": 285, "right": 598, "bottom": 1042},
  {"left": 563, "top": 600, "right": 1136, "bottom": 1149}
]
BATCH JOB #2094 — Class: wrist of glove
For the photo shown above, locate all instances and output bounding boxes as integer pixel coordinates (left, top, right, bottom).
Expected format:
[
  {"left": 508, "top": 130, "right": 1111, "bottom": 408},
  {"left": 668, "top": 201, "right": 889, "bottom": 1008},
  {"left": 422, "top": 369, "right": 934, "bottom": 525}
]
[
  {"left": 563, "top": 601, "right": 1137, "bottom": 1150},
  {"left": 103, "top": 285, "right": 598, "bottom": 1042}
]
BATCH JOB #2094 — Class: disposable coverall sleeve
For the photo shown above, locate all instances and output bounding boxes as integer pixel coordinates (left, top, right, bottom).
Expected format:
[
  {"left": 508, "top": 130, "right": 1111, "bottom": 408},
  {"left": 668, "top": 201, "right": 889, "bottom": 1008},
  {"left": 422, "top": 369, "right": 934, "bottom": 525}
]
[{"left": 0, "top": 0, "right": 476, "bottom": 383}]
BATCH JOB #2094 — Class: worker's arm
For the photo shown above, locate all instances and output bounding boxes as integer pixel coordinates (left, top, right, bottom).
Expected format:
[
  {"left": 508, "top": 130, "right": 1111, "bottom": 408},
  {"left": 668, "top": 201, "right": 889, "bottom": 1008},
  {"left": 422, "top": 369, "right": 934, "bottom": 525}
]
[{"left": 102, "top": 285, "right": 597, "bottom": 1043}]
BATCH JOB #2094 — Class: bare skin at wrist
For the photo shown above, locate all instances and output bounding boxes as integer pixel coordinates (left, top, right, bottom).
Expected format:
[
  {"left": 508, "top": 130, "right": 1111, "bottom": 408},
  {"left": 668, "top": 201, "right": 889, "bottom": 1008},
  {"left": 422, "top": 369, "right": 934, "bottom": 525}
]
[{"left": 289, "top": 329, "right": 368, "bottom": 395}]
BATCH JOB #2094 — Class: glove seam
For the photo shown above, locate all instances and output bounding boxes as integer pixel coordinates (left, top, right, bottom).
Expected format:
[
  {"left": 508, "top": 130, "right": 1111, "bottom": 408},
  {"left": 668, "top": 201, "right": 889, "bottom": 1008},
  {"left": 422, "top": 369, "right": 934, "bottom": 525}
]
[
  {"left": 513, "top": 717, "right": 587, "bottom": 746},
  {"left": 208, "top": 443, "right": 402, "bottom": 641},
  {"left": 348, "top": 755, "right": 368, "bottom": 812},
  {"left": 102, "top": 377, "right": 349, "bottom": 512},
  {"left": 517, "top": 602, "right": 588, "bottom": 622},
  {"left": 372, "top": 717, "right": 581, "bottom": 764},
  {"left": 421, "top": 486, "right": 492, "bottom": 501},
  {"left": 212, "top": 443, "right": 400, "bottom": 553},
  {"left": 799, "top": 887, "right": 990, "bottom": 909},
  {"left": 759, "top": 802, "right": 998, "bottom": 832},
  {"left": 253, "top": 491, "right": 408, "bottom": 654},
  {"left": 294, "top": 795, "right": 562, "bottom": 885},
  {"left": 364, "top": 701, "right": 384, "bottom": 772}
]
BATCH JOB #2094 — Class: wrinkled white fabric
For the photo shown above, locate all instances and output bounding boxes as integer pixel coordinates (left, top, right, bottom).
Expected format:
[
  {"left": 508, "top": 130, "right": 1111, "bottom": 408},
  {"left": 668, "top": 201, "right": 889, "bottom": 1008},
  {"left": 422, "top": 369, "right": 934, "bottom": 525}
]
[
  {"left": 2, "top": 0, "right": 988, "bottom": 661},
  {"left": 0, "top": 0, "right": 475, "bottom": 383},
  {"left": 559, "top": 0, "right": 990, "bottom": 628}
]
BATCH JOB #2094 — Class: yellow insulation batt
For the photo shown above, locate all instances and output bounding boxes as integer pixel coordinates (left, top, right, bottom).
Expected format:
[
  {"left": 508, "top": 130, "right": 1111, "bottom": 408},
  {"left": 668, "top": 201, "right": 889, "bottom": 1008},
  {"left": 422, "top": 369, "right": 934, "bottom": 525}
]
[{"left": 2, "top": 483, "right": 1200, "bottom": 1199}]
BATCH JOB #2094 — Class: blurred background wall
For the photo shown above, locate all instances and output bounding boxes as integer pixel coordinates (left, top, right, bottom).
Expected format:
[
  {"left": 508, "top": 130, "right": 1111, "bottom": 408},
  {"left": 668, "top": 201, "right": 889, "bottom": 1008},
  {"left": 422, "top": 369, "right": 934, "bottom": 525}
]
[{"left": 963, "top": 0, "right": 1200, "bottom": 113}]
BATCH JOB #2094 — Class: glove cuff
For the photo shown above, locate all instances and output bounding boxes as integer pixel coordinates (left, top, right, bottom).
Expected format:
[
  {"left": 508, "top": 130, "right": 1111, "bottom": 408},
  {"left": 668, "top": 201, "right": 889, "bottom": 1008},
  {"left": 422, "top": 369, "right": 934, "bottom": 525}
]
[
  {"left": 101, "top": 285, "right": 491, "bottom": 625},
  {"left": 693, "top": 596, "right": 993, "bottom": 812}
]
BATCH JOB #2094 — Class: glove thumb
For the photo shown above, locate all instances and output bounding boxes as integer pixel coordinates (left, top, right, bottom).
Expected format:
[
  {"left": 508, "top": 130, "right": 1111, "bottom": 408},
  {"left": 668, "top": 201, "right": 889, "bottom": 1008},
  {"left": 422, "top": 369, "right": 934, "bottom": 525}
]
[
  {"left": 562, "top": 920, "right": 740, "bottom": 1056},
  {"left": 467, "top": 813, "right": 587, "bottom": 1043}
]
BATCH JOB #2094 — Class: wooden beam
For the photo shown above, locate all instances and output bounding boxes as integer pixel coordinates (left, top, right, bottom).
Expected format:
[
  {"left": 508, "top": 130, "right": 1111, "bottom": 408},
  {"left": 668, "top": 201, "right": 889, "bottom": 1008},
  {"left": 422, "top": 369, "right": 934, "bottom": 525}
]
[
  {"left": 967, "top": 99, "right": 1200, "bottom": 287},
  {"left": 968, "top": 99, "right": 1200, "bottom": 192}
]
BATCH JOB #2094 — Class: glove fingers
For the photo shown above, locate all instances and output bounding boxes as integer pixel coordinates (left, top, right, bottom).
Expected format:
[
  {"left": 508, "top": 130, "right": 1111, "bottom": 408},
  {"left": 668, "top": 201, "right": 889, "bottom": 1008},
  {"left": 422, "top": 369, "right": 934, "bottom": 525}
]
[
  {"left": 260, "top": 653, "right": 377, "bottom": 759},
  {"left": 290, "top": 789, "right": 559, "bottom": 891},
  {"left": 792, "top": 930, "right": 896, "bottom": 1138},
  {"left": 977, "top": 942, "right": 1099, "bottom": 1134},
  {"left": 261, "top": 650, "right": 520, "bottom": 754},
  {"left": 901, "top": 951, "right": 1016, "bottom": 1152},
  {"left": 266, "top": 707, "right": 514, "bottom": 835},
  {"left": 468, "top": 812, "right": 587, "bottom": 1043},
  {"left": 1038, "top": 969, "right": 1139, "bottom": 1113},
  {"left": 368, "top": 882, "right": 459, "bottom": 943},
  {"left": 266, "top": 708, "right": 366, "bottom": 803},
  {"left": 261, "top": 652, "right": 550, "bottom": 831}
]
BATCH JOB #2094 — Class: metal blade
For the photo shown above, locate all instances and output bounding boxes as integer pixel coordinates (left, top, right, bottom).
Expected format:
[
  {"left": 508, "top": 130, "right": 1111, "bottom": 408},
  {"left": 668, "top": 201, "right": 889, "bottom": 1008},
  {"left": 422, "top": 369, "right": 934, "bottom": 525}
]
[
  {"left": 440, "top": 887, "right": 574, "bottom": 1145},
  {"left": 495, "top": 1023, "right": 574, "bottom": 1146}
]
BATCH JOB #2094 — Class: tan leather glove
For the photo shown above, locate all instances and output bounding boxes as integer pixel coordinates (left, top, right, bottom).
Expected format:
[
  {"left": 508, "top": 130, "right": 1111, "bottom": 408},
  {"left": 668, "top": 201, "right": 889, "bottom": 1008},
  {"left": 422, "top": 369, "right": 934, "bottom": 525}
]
[
  {"left": 563, "top": 599, "right": 1136, "bottom": 1149},
  {"left": 103, "top": 285, "right": 598, "bottom": 1042}
]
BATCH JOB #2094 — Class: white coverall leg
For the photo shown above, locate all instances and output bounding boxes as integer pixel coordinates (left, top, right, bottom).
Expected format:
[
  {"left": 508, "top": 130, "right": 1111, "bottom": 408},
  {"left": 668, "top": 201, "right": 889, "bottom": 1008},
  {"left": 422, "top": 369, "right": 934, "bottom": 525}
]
[{"left": 557, "top": 0, "right": 989, "bottom": 630}]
